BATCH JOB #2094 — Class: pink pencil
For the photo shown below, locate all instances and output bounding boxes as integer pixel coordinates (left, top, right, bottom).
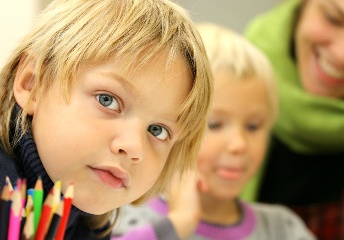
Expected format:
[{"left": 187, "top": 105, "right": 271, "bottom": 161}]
[{"left": 7, "top": 189, "right": 22, "bottom": 240}]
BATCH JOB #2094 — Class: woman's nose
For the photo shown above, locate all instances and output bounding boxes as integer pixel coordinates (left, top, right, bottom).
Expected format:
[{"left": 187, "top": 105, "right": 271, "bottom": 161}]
[{"left": 332, "top": 35, "right": 344, "bottom": 65}]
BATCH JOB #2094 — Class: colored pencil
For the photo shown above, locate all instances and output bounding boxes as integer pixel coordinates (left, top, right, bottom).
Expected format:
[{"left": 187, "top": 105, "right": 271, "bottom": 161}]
[
  {"left": 33, "top": 177, "right": 43, "bottom": 234},
  {"left": 5, "top": 176, "right": 13, "bottom": 194},
  {"left": 7, "top": 189, "right": 22, "bottom": 240},
  {"left": 0, "top": 184, "right": 11, "bottom": 240},
  {"left": 20, "top": 179, "right": 27, "bottom": 207},
  {"left": 45, "top": 200, "right": 64, "bottom": 240},
  {"left": 54, "top": 184, "right": 74, "bottom": 240},
  {"left": 49, "top": 180, "right": 61, "bottom": 221},
  {"left": 22, "top": 211, "right": 34, "bottom": 240},
  {"left": 20, "top": 195, "right": 33, "bottom": 235},
  {"left": 24, "top": 195, "right": 33, "bottom": 219},
  {"left": 1, "top": 177, "right": 73, "bottom": 240},
  {"left": 26, "top": 189, "right": 34, "bottom": 199},
  {"left": 34, "top": 192, "right": 53, "bottom": 240},
  {"left": 19, "top": 208, "right": 26, "bottom": 237}
]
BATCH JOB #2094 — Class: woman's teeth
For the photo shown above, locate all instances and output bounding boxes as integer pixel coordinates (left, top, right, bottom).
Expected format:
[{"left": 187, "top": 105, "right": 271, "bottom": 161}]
[{"left": 319, "top": 57, "right": 344, "bottom": 79}]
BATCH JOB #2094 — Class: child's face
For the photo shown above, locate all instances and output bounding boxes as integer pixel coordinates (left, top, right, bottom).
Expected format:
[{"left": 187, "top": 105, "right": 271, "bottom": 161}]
[
  {"left": 197, "top": 71, "right": 271, "bottom": 200},
  {"left": 30, "top": 51, "right": 192, "bottom": 214}
]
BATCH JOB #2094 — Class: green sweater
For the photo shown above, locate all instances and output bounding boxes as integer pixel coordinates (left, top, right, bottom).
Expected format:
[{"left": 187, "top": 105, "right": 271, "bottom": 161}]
[{"left": 241, "top": 0, "right": 344, "bottom": 203}]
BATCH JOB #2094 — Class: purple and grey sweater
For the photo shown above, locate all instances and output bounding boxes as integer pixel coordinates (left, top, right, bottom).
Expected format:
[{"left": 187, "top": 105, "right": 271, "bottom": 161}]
[{"left": 112, "top": 197, "right": 316, "bottom": 240}]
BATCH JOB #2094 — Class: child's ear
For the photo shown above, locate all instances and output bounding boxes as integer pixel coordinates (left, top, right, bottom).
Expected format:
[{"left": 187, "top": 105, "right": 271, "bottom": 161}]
[{"left": 13, "top": 53, "right": 37, "bottom": 115}]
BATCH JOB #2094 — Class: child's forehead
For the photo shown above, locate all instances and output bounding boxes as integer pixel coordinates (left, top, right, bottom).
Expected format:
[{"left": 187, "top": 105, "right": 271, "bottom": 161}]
[
  {"left": 213, "top": 75, "right": 272, "bottom": 106},
  {"left": 80, "top": 48, "right": 189, "bottom": 76}
]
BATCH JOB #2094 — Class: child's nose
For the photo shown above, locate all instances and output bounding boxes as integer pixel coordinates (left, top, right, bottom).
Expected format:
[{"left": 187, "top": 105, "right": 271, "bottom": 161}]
[
  {"left": 226, "top": 128, "right": 247, "bottom": 154},
  {"left": 110, "top": 120, "right": 144, "bottom": 164}
]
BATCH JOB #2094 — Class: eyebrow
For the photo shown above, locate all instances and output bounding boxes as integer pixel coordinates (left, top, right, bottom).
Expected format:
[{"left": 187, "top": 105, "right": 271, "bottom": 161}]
[
  {"left": 99, "top": 71, "right": 141, "bottom": 98},
  {"left": 325, "top": 1, "right": 344, "bottom": 18},
  {"left": 99, "top": 71, "right": 179, "bottom": 124}
]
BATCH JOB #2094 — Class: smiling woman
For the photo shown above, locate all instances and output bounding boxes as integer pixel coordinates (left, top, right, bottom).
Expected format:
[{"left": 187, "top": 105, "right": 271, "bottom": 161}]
[
  {"left": 0, "top": 0, "right": 213, "bottom": 239},
  {"left": 243, "top": 0, "right": 344, "bottom": 239}
]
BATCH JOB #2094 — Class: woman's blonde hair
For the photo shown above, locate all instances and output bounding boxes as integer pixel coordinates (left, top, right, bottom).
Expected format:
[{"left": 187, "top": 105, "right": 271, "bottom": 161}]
[
  {"left": 0, "top": 0, "right": 213, "bottom": 236},
  {"left": 197, "top": 23, "right": 278, "bottom": 123}
]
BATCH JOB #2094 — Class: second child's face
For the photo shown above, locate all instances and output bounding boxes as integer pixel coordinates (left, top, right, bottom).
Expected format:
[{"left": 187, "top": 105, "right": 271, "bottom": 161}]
[
  {"left": 296, "top": 0, "right": 344, "bottom": 97},
  {"left": 31, "top": 51, "right": 192, "bottom": 214},
  {"left": 197, "top": 71, "right": 271, "bottom": 200}
]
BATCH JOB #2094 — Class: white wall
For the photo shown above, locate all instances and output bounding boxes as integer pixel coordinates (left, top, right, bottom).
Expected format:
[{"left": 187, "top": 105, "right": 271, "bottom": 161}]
[
  {"left": 176, "top": 0, "right": 282, "bottom": 33},
  {"left": 0, "top": 0, "right": 282, "bottom": 68},
  {"left": 0, "top": 0, "right": 43, "bottom": 68}
]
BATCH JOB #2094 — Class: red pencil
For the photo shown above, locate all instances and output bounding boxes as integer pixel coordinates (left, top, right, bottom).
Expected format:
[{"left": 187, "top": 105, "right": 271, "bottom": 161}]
[
  {"left": 54, "top": 184, "right": 74, "bottom": 240},
  {"left": 34, "top": 192, "right": 53, "bottom": 240}
]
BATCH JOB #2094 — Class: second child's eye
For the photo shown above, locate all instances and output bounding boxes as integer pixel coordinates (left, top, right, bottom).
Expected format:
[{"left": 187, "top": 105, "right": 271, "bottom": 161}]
[
  {"left": 208, "top": 121, "right": 222, "bottom": 130},
  {"left": 147, "top": 125, "right": 169, "bottom": 140},
  {"left": 246, "top": 123, "right": 260, "bottom": 132},
  {"left": 96, "top": 94, "right": 119, "bottom": 111},
  {"left": 326, "top": 14, "right": 342, "bottom": 26}
]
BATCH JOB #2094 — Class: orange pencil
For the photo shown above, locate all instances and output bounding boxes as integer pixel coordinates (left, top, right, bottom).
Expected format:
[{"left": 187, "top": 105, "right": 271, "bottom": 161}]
[
  {"left": 54, "top": 184, "right": 74, "bottom": 240},
  {"left": 34, "top": 192, "right": 53, "bottom": 240}
]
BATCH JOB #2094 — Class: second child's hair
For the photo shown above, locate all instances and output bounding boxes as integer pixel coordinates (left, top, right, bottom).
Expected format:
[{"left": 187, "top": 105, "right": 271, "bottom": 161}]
[
  {"left": 0, "top": 0, "right": 213, "bottom": 235},
  {"left": 197, "top": 23, "right": 278, "bottom": 123}
]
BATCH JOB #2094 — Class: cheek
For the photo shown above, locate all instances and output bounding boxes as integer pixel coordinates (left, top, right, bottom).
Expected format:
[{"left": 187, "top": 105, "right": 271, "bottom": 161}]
[
  {"left": 298, "top": 11, "right": 330, "bottom": 46},
  {"left": 138, "top": 153, "right": 168, "bottom": 187},
  {"left": 197, "top": 150, "right": 214, "bottom": 174},
  {"left": 249, "top": 136, "right": 269, "bottom": 171},
  {"left": 197, "top": 136, "right": 221, "bottom": 173}
]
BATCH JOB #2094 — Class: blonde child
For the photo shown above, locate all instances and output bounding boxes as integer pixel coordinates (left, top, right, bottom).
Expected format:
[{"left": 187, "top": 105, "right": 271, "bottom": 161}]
[
  {"left": 112, "top": 23, "right": 316, "bottom": 240},
  {"left": 0, "top": 0, "right": 213, "bottom": 239}
]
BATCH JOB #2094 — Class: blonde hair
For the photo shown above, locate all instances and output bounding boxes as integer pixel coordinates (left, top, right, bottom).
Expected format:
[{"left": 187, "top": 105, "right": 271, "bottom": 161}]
[
  {"left": 197, "top": 23, "right": 278, "bottom": 123},
  {"left": 0, "top": 0, "right": 213, "bottom": 236}
]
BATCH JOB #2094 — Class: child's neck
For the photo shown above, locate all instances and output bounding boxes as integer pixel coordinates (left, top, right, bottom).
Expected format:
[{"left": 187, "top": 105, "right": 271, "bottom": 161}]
[{"left": 200, "top": 195, "right": 241, "bottom": 226}]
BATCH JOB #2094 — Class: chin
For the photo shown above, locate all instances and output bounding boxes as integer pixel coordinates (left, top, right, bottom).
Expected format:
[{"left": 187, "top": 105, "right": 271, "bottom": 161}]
[{"left": 73, "top": 199, "right": 112, "bottom": 215}]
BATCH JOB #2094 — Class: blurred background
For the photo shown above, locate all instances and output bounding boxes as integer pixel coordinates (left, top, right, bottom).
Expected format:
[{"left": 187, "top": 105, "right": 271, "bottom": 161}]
[{"left": 0, "top": 0, "right": 282, "bottom": 68}]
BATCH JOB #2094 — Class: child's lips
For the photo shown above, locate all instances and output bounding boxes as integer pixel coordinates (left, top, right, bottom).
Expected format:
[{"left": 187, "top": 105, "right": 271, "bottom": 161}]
[
  {"left": 89, "top": 165, "right": 130, "bottom": 189},
  {"left": 215, "top": 167, "right": 244, "bottom": 181}
]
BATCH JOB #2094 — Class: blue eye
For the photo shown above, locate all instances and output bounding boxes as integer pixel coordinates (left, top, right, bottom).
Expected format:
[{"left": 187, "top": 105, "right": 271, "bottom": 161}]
[
  {"left": 147, "top": 125, "right": 169, "bottom": 140},
  {"left": 96, "top": 94, "right": 119, "bottom": 111}
]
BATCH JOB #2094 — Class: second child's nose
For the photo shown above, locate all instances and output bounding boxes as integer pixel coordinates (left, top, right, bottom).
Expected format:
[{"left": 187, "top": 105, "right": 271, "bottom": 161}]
[{"left": 226, "top": 129, "right": 247, "bottom": 155}]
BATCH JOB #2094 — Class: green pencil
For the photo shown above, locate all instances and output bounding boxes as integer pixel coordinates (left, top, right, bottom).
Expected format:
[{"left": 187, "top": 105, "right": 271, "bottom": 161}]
[{"left": 33, "top": 176, "right": 43, "bottom": 234}]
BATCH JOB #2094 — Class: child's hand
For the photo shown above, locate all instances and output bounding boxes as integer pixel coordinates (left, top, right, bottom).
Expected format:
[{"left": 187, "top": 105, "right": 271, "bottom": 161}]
[{"left": 167, "top": 171, "right": 201, "bottom": 239}]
